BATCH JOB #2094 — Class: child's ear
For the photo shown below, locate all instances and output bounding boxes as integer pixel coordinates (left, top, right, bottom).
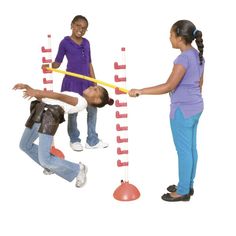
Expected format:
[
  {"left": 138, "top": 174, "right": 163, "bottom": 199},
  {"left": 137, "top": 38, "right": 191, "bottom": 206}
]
[
  {"left": 94, "top": 97, "right": 101, "bottom": 105},
  {"left": 179, "top": 36, "right": 184, "bottom": 42}
]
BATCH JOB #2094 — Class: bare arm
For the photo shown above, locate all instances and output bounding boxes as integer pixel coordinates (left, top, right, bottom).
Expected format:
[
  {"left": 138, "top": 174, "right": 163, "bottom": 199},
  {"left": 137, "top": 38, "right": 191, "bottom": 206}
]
[
  {"left": 13, "top": 83, "right": 78, "bottom": 106},
  {"left": 200, "top": 73, "right": 204, "bottom": 93},
  {"left": 89, "top": 63, "right": 96, "bottom": 78},
  {"left": 89, "top": 63, "right": 96, "bottom": 83},
  {"left": 129, "top": 64, "right": 186, "bottom": 97}
]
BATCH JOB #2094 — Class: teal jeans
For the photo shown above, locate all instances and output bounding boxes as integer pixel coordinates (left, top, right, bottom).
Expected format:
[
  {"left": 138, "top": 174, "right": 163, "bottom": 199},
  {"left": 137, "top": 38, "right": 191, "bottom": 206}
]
[{"left": 170, "top": 109, "right": 202, "bottom": 195}]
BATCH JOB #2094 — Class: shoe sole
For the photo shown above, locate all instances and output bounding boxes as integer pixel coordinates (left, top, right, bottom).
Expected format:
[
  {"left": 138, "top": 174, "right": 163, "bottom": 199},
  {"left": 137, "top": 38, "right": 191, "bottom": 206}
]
[
  {"left": 161, "top": 193, "right": 191, "bottom": 202},
  {"left": 85, "top": 141, "right": 109, "bottom": 149},
  {"left": 72, "top": 149, "right": 83, "bottom": 152},
  {"left": 85, "top": 146, "right": 108, "bottom": 149}
]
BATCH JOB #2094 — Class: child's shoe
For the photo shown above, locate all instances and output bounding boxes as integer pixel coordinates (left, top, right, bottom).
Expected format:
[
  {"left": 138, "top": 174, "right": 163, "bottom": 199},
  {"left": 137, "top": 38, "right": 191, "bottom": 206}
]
[
  {"left": 43, "top": 168, "right": 54, "bottom": 175},
  {"left": 75, "top": 162, "right": 88, "bottom": 187}
]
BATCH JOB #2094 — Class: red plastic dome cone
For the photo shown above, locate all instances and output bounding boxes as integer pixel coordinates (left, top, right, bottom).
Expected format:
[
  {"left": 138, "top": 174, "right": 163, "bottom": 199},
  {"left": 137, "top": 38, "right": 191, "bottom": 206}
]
[
  {"left": 113, "top": 181, "right": 140, "bottom": 201},
  {"left": 50, "top": 146, "right": 65, "bottom": 159}
]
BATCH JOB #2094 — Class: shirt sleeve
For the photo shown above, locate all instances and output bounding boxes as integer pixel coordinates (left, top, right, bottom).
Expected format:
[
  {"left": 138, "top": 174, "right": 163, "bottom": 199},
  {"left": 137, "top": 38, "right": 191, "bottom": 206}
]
[
  {"left": 174, "top": 53, "right": 189, "bottom": 70},
  {"left": 67, "top": 94, "right": 88, "bottom": 114},
  {"left": 42, "top": 92, "right": 88, "bottom": 114},
  {"left": 54, "top": 39, "right": 66, "bottom": 63}
]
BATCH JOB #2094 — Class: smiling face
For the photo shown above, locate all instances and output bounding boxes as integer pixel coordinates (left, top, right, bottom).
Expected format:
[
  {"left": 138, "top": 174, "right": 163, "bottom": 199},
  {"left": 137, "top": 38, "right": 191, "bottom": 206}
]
[{"left": 71, "top": 19, "right": 88, "bottom": 39}]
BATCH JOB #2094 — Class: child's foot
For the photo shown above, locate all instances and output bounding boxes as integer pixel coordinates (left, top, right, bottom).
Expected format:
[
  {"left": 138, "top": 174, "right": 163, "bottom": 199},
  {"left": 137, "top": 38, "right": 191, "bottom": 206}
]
[
  {"left": 75, "top": 162, "right": 88, "bottom": 187},
  {"left": 43, "top": 168, "right": 54, "bottom": 175},
  {"left": 167, "top": 184, "right": 194, "bottom": 196},
  {"left": 70, "top": 142, "right": 83, "bottom": 151},
  {"left": 85, "top": 140, "right": 108, "bottom": 149},
  {"left": 161, "top": 192, "right": 190, "bottom": 202}
]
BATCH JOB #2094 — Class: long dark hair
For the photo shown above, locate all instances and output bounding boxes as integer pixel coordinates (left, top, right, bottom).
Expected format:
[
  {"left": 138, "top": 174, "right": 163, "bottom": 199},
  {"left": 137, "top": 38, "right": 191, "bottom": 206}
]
[{"left": 172, "top": 20, "right": 204, "bottom": 65}]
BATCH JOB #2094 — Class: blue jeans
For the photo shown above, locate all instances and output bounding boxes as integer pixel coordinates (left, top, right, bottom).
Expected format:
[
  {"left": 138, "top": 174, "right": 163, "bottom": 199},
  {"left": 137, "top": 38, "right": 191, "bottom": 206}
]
[
  {"left": 68, "top": 105, "right": 99, "bottom": 146},
  {"left": 19, "top": 123, "right": 80, "bottom": 182},
  {"left": 170, "top": 109, "right": 202, "bottom": 195}
]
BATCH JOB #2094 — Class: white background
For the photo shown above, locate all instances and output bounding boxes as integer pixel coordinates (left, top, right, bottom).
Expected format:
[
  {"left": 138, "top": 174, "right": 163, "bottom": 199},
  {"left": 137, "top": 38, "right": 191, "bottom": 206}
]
[{"left": 1, "top": 0, "right": 236, "bottom": 235}]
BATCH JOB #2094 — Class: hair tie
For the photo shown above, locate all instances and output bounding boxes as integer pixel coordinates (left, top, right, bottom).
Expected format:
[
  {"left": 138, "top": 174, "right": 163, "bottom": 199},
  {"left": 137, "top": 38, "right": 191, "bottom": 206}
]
[
  {"left": 108, "top": 98, "right": 114, "bottom": 106},
  {"left": 193, "top": 29, "right": 198, "bottom": 37}
]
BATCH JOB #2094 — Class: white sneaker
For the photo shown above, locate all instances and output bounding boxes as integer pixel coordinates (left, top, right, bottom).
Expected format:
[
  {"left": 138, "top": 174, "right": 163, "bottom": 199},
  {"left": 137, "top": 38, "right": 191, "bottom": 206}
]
[
  {"left": 43, "top": 168, "right": 54, "bottom": 175},
  {"left": 85, "top": 140, "right": 109, "bottom": 149},
  {"left": 75, "top": 162, "right": 88, "bottom": 188},
  {"left": 70, "top": 142, "right": 83, "bottom": 151}
]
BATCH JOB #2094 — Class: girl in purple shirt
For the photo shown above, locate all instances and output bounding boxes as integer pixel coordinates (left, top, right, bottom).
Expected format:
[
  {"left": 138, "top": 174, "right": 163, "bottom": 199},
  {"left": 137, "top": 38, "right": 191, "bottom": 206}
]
[
  {"left": 48, "top": 15, "right": 108, "bottom": 151},
  {"left": 129, "top": 20, "right": 204, "bottom": 202}
]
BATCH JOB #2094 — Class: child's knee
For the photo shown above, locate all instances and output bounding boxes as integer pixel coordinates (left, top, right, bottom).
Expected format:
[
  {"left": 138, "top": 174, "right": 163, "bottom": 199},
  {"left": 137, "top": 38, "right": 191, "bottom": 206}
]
[
  {"left": 38, "top": 155, "right": 51, "bottom": 169},
  {"left": 19, "top": 139, "right": 28, "bottom": 152}
]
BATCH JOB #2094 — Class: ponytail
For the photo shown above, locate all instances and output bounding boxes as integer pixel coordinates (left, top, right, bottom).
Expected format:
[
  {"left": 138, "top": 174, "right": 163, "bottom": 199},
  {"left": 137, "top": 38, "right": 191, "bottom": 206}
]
[
  {"left": 193, "top": 30, "right": 204, "bottom": 65},
  {"left": 172, "top": 20, "right": 204, "bottom": 65}
]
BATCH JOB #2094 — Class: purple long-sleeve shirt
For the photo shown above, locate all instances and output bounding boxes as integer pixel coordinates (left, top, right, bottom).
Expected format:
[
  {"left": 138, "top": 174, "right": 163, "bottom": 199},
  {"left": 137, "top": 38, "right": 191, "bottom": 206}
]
[
  {"left": 170, "top": 48, "right": 204, "bottom": 119},
  {"left": 55, "top": 36, "right": 94, "bottom": 95}
]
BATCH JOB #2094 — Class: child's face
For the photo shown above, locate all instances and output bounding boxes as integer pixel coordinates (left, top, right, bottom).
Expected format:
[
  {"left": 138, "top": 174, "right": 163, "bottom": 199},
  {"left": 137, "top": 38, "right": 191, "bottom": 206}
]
[
  {"left": 83, "top": 86, "right": 103, "bottom": 105},
  {"left": 71, "top": 19, "right": 88, "bottom": 38},
  {"left": 169, "top": 30, "right": 179, "bottom": 48}
]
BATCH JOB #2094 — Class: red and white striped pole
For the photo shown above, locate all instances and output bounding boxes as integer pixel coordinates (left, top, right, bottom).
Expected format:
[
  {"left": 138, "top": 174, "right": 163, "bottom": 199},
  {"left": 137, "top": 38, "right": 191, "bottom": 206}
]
[
  {"left": 41, "top": 34, "right": 53, "bottom": 91},
  {"left": 41, "top": 34, "right": 64, "bottom": 159},
  {"left": 113, "top": 47, "right": 140, "bottom": 201}
]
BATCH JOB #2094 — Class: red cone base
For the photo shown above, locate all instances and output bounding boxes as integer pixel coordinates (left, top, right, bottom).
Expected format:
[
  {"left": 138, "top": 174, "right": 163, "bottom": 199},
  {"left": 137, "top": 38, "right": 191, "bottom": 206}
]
[
  {"left": 50, "top": 146, "right": 65, "bottom": 159},
  {"left": 113, "top": 181, "right": 140, "bottom": 201}
]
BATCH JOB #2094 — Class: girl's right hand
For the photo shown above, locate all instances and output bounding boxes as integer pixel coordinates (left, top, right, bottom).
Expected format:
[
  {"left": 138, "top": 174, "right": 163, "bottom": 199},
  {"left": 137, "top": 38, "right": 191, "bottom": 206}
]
[
  {"left": 128, "top": 89, "right": 142, "bottom": 97},
  {"left": 41, "top": 64, "right": 49, "bottom": 69}
]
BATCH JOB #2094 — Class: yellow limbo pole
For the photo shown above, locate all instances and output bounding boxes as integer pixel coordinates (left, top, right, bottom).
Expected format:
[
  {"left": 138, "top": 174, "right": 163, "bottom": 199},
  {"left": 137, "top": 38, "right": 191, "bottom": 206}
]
[{"left": 46, "top": 67, "right": 128, "bottom": 93}]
